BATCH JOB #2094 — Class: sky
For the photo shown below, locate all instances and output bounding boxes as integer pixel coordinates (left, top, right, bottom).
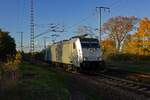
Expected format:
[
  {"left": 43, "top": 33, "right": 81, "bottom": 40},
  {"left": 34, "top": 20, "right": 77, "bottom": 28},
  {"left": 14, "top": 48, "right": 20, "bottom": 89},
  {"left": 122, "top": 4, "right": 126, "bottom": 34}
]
[{"left": 0, "top": 0, "right": 150, "bottom": 52}]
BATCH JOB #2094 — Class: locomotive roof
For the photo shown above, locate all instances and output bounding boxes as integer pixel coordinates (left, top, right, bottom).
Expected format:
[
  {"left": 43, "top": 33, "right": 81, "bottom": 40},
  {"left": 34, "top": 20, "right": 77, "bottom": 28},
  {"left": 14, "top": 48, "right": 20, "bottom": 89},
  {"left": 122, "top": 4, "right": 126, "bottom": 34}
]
[
  {"left": 50, "top": 34, "right": 98, "bottom": 46},
  {"left": 71, "top": 34, "right": 98, "bottom": 41},
  {"left": 71, "top": 34, "right": 89, "bottom": 39}
]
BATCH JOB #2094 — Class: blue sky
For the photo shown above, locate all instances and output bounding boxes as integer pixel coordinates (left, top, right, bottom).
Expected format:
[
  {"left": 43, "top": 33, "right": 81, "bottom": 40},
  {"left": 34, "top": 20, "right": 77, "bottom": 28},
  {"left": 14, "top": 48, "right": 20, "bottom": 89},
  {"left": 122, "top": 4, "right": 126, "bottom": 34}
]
[{"left": 0, "top": 0, "right": 150, "bottom": 52}]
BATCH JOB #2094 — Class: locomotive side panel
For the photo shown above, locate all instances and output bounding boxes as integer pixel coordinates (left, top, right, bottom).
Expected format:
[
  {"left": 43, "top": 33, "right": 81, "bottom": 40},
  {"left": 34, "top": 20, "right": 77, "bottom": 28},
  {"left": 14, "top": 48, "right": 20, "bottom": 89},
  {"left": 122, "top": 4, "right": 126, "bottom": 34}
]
[
  {"left": 62, "top": 41, "right": 73, "bottom": 64},
  {"left": 70, "top": 38, "right": 82, "bottom": 67},
  {"left": 50, "top": 44, "right": 57, "bottom": 62},
  {"left": 56, "top": 43, "right": 63, "bottom": 63}
]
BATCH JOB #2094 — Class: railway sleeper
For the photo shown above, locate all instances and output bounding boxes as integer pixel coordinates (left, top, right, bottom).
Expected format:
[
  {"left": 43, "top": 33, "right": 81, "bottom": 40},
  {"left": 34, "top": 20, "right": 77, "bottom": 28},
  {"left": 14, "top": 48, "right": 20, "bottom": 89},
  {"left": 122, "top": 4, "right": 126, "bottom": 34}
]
[
  {"left": 145, "top": 90, "right": 150, "bottom": 94},
  {"left": 117, "top": 82, "right": 128, "bottom": 86},
  {"left": 125, "top": 84, "right": 134, "bottom": 87},
  {"left": 130, "top": 85, "right": 140, "bottom": 89},
  {"left": 138, "top": 88, "right": 147, "bottom": 91}
]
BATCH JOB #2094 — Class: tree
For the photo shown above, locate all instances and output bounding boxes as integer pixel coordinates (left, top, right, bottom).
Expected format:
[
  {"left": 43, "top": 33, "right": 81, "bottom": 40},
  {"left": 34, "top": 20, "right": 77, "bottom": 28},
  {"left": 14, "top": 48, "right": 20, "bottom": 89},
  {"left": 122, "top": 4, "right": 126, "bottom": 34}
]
[
  {"left": 0, "top": 29, "right": 16, "bottom": 61},
  {"left": 124, "top": 18, "right": 150, "bottom": 55},
  {"left": 103, "top": 16, "right": 138, "bottom": 52},
  {"left": 101, "top": 38, "right": 116, "bottom": 58}
]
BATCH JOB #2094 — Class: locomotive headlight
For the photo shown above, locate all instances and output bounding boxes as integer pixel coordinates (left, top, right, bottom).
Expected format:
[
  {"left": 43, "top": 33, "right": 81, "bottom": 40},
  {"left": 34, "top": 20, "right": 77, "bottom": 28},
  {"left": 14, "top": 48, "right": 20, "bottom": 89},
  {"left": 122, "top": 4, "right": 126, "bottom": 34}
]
[
  {"left": 97, "top": 57, "right": 102, "bottom": 61},
  {"left": 83, "top": 57, "right": 88, "bottom": 61}
]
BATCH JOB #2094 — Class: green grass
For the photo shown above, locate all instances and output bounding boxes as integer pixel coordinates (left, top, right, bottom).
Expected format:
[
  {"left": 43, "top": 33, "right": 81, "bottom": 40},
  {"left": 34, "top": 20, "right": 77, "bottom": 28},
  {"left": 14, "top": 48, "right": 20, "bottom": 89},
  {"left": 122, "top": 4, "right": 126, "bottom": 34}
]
[
  {"left": 0, "top": 61, "right": 70, "bottom": 100},
  {"left": 0, "top": 61, "right": 105, "bottom": 100},
  {"left": 107, "top": 61, "right": 150, "bottom": 73}
]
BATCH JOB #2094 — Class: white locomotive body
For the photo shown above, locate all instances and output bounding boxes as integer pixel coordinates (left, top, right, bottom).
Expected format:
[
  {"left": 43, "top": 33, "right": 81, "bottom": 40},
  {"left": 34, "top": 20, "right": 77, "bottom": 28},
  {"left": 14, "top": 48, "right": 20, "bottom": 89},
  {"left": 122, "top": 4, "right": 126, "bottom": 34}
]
[{"left": 44, "top": 35, "right": 105, "bottom": 71}]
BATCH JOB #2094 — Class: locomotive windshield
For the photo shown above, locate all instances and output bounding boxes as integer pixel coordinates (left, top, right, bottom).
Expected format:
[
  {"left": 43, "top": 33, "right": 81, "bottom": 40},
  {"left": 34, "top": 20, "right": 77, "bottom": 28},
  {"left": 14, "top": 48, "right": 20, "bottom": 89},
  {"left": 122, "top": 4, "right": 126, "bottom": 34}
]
[
  {"left": 81, "top": 42, "right": 100, "bottom": 48},
  {"left": 80, "top": 38, "right": 100, "bottom": 48}
]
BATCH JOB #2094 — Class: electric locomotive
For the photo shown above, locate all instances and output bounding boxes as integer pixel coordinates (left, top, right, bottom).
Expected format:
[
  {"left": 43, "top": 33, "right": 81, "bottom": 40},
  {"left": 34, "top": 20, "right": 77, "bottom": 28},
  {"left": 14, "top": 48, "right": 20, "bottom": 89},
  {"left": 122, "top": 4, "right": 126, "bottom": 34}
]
[{"left": 44, "top": 34, "right": 105, "bottom": 71}]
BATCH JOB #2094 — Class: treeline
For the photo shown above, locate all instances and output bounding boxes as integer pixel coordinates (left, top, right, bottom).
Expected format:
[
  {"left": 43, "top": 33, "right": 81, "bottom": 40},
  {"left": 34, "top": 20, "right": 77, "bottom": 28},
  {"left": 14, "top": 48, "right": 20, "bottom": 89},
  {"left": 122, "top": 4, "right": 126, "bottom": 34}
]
[
  {"left": 0, "top": 29, "right": 22, "bottom": 80},
  {"left": 0, "top": 29, "right": 16, "bottom": 62},
  {"left": 101, "top": 17, "right": 150, "bottom": 63}
]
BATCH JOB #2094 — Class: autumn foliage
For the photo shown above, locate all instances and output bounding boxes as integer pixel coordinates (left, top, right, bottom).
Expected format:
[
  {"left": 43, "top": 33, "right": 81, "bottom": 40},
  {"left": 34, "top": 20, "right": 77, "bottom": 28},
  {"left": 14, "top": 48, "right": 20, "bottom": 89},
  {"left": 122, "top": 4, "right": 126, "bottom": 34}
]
[
  {"left": 101, "top": 39, "right": 116, "bottom": 58},
  {"left": 103, "top": 16, "right": 138, "bottom": 52},
  {"left": 124, "top": 18, "right": 150, "bottom": 56},
  {"left": 102, "top": 17, "right": 150, "bottom": 63}
]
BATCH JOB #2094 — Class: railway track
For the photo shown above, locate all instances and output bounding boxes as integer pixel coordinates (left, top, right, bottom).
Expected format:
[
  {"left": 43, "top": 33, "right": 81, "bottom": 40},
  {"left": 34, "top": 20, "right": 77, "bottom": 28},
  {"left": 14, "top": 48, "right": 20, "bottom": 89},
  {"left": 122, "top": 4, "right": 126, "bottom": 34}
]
[
  {"left": 88, "top": 73, "right": 150, "bottom": 98},
  {"left": 26, "top": 59, "right": 150, "bottom": 98},
  {"left": 107, "top": 65, "right": 150, "bottom": 78},
  {"left": 105, "top": 65, "right": 150, "bottom": 85},
  {"left": 71, "top": 72, "right": 149, "bottom": 100}
]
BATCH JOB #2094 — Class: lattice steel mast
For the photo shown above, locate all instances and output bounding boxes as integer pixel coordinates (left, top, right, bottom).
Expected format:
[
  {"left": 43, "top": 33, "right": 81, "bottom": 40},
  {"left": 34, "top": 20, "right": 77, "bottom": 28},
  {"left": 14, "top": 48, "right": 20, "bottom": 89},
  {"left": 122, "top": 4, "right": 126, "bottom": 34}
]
[
  {"left": 30, "top": 0, "right": 35, "bottom": 53},
  {"left": 96, "top": 7, "right": 110, "bottom": 42}
]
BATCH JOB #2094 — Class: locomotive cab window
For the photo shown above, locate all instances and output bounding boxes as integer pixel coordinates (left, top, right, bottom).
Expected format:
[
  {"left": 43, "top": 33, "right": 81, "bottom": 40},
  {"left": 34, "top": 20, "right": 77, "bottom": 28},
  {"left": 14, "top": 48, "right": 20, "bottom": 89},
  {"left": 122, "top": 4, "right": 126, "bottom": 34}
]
[
  {"left": 73, "top": 43, "right": 76, "bottom": 49},
  {"left": 81, "top": 42, "right": 100, "bottom": 48}
]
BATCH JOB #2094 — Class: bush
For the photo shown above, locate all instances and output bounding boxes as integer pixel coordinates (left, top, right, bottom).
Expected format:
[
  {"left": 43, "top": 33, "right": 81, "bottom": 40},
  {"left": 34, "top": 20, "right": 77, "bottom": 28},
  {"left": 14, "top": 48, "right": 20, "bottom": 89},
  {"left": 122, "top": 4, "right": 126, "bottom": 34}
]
[
  {"left": 107, "top": 53, "right": 150, "bottom": 63},
  {"left": 0, "top": 29, "right": 16, "bottom": 62},
  {"left": 0, "top": 52, "right": 22, "bottom": 81},
  {"left": 2, "top": 52, "right": 22, "bottom": 72}
]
